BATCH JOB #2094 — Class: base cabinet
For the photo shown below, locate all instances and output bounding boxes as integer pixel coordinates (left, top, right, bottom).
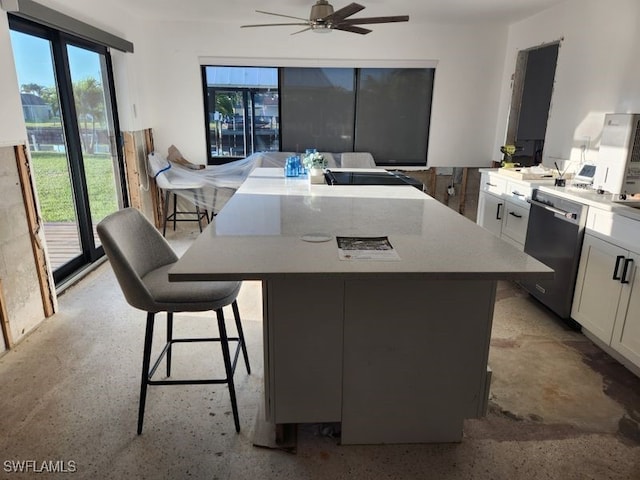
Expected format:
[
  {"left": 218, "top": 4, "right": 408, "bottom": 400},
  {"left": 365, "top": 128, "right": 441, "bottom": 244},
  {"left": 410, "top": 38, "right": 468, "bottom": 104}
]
[
  {"left": 612, "top": 251, "right": 640, "bottom": 366},
  {"left": 477, "top": 172, "right": 535, "bottom": 250},
  {"left": 572, "top": 234, "right": 640, "bottom": 368},
  {"left": 265, "top": 277, "right": 497, "bottom": 444}
]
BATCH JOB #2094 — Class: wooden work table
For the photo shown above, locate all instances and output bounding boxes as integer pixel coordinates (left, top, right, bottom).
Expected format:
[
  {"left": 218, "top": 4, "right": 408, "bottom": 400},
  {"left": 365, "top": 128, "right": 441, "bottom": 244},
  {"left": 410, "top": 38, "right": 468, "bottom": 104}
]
[{"left": 170, "top": 168, "right": 552, "bottom": 444}]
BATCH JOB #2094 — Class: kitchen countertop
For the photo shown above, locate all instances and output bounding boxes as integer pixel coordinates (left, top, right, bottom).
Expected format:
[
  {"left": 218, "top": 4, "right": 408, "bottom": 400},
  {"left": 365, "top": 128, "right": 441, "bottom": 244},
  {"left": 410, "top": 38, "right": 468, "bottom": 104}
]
[
  {"left": 479, "top": 167, "right": 559, "bottom": 183},
  {"left": 170, "top": 168, "right": 552, "bottom": 282}
]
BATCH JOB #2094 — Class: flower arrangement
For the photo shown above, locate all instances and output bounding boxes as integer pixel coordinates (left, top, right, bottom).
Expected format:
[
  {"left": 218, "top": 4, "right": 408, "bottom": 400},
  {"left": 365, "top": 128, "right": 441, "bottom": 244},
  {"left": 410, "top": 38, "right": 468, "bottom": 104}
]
[{"left": 302, "top": 150, "right": 327, "bottom": 170}]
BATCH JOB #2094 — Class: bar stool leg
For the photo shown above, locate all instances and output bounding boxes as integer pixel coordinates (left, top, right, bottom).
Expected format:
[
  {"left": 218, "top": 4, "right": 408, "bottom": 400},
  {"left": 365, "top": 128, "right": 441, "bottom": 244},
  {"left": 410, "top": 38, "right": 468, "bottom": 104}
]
[
  {"left": 232, "top": 300, "right": 251, "bottom": 374},
  {"left": 166, "top": 312, "right": 173, "bottom": 377},
  {"left": 162, "top": 190, "right": 170, "bottom": 236},
  {"left": 172, "top": 193, "right": 178, "bottom": 231},
  {"left": 138, "top": 312, "right": 155, "bottom": 435},
  {"left": 216, "top": 308, "right": 240, "bottom": 433},
  {"left": 195, "top": 205, "right": 203, "bottom": 232}
]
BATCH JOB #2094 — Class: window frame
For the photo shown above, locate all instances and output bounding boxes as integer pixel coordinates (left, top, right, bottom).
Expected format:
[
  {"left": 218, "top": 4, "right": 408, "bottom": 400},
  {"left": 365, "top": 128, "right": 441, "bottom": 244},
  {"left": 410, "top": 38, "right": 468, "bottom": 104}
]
[
  {"left": 201, "top": 64, "right": 435, "bottom": 167},
  {"left": 9, "top": 14, "right": 127, "bottom": 285},
  {"left": 201, "top": 66, "right": 280, "bottom": 165}
]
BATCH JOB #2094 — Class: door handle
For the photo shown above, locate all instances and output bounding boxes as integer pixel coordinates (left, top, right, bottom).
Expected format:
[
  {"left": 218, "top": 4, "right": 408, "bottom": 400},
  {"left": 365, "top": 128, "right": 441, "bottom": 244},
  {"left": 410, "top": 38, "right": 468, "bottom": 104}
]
[
  {"left": 496, "top": 203, "right": 503, "bottom": 220},
  {"left": 508, "top": 211, "right": 523, "bottom": 218},
  {"left": 621, "top": 258, "right": 634, "bottom": 284},
  {"left": 613, "top": 255, "right": 625, "bottom": 280}
]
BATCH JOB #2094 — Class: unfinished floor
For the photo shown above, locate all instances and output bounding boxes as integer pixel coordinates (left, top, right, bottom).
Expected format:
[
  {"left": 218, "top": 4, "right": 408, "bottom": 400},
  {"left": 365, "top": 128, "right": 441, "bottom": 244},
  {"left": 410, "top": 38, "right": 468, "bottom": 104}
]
[{"left": 0, "top": 225, "right": 639, "bottom": 480}]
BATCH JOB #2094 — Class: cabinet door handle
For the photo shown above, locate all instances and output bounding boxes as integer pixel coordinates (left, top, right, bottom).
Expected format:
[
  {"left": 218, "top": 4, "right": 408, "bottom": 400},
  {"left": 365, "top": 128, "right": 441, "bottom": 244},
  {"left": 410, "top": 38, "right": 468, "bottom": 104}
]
[
  {"left": 621, "top": 258, "right": 634, "bottom": 284},
  {"left": 496, "top": 203, "right": 503, "bottom": 220},
  {"left": 508, "top": 211, "right": 522, "bottom": 218},
  {"left": 512, "top": 191, "right": 525, "bottom": 197},
  {"left": 613, "top": 255, "right": 625, "bottom": 280},
  {"left": 486, "top": 182, "right": 497, "bottom": 187}
]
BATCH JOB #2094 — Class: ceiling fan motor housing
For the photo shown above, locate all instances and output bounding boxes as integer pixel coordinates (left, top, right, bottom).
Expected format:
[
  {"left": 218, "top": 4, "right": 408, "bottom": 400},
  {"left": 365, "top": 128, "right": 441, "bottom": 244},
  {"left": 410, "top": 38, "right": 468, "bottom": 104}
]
[{"left": 310, "top": 0, "right": 334, "bottom": 21}]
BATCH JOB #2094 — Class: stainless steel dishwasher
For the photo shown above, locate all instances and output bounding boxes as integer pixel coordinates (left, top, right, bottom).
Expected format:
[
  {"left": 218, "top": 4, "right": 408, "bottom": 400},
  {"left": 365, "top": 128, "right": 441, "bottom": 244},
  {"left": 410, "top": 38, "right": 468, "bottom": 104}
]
[{"left": 521, "top": 189, "right": 589, "bottom": 323}]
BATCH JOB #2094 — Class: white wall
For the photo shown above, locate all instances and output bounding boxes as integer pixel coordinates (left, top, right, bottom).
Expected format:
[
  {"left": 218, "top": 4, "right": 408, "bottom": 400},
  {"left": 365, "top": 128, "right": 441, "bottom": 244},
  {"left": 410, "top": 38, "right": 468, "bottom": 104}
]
[
  {"left": 0, "top": 13, "right": 27, "bottom": 147},
  {"left": 139, "top": 19, "right": 508, "bottom": 167},
  {"left": 493, "top": 0, "right": 640, "bottom": 171},
  {"left": 0, "top": 1, "right": 510, "bottom": 167}
]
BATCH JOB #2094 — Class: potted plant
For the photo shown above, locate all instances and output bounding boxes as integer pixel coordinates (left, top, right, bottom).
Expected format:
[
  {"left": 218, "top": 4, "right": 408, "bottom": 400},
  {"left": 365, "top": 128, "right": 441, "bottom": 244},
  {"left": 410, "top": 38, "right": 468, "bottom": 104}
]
[{"left": 302, "top": 150, "right": 327, "bottom": 184}]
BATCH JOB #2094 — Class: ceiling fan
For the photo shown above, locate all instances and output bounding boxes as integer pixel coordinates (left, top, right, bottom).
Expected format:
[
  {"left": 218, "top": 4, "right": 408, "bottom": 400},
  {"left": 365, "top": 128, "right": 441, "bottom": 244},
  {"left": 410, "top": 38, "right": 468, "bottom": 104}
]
[{"left": 240, "top": 1, "right": 410, "bottom": 35}]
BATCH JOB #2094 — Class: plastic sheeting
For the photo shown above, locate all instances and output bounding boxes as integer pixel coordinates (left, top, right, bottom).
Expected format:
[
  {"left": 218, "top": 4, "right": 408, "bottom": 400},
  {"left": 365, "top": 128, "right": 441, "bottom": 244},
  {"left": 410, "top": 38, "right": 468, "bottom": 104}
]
[{"left": 146, "top": 151, "right": 339, "bottom": 214}]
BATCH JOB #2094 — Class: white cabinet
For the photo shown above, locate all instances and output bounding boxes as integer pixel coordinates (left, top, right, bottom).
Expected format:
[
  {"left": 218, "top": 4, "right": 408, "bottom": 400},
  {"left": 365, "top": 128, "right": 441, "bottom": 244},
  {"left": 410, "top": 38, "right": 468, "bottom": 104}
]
[
  {"left": 502, "top": 202, "right": 530, "bottom": 246},
  {"left": 476, "top": 171, "right": 536, "bottom": 250},
  {"left": 612, "top": 251, "right": 640, "bottom": 366},
  {"left": 572, "top": 235, "right": 627, "bottom": 343},
  {"left": 572, "top": 209, "right": 640, "bottom": 370},
  {"left": 477, "top": 188, "right": 504, "bottom": 236}
]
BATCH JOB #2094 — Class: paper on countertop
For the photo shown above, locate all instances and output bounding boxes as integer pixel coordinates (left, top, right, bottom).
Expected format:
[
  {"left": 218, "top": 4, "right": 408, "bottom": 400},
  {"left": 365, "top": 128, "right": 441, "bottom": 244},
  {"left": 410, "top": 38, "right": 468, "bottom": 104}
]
[{"left": 336, "top": 236, "right": 401, "bottom": 261}]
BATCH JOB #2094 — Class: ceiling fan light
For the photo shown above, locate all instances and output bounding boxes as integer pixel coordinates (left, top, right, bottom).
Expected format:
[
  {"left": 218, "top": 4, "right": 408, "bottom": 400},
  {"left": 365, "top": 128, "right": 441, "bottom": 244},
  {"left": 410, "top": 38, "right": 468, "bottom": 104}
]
[{"left": 312, "top": 24, "right": 332, "bottom": 33}]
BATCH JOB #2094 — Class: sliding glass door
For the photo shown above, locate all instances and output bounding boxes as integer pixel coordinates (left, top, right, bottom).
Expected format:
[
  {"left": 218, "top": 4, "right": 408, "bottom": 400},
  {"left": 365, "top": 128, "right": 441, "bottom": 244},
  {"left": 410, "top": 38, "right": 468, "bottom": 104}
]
[
  {"left": 66, "top": 44, "right": 123, "bottom": 250},
  {"left": 9, "top": 17, "right": 125, "bottom": 285}
]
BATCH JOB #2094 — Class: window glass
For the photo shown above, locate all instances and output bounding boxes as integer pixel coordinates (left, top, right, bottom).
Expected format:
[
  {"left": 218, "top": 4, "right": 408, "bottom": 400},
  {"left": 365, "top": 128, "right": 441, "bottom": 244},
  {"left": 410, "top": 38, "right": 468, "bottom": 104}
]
[
  {"left": 280, "top": 68, "right": 355, "bottom": 153},
  {"left": 355, "top": 68, "right": 433, "bottom": 166},
  {"left": 203, "top": 66, "right": 279, "bottom": 163}
]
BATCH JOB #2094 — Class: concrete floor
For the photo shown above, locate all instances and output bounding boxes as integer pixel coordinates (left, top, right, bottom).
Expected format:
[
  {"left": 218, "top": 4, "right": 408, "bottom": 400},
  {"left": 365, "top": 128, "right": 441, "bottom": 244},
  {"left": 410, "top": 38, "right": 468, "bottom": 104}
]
[{"left": 1, "top": 225, "right": 639, "bottom": 479}]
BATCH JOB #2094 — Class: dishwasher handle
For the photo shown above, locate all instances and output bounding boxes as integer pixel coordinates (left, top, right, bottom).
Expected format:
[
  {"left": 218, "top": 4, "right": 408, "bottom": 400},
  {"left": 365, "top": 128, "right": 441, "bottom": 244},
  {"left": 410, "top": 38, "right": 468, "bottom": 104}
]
[{"left": 528, "top": 198, "right": 577, "bottom": 220}]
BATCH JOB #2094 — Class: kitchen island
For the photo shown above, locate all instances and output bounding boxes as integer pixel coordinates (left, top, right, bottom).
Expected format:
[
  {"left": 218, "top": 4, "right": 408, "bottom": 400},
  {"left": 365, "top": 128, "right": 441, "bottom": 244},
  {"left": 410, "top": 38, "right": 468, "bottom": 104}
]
[{"left": 169, "top": 168, "right": 552, "bottom": 444}]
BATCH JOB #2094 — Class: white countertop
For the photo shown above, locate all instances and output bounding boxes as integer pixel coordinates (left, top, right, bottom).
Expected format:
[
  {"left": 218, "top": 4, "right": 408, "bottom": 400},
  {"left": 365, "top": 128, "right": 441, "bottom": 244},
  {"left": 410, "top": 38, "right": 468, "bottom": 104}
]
[
  {"left": 483, "top": 168, "right": 640, "bottom": 222},
  {"left": 169, "top": 168, "right": 552, "bottom": 281}
]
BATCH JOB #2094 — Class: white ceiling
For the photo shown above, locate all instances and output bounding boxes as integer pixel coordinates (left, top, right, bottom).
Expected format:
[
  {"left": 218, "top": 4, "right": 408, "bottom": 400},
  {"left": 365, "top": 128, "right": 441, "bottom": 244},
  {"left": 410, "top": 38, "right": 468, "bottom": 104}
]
[{"left": 108, "top": 0, "right": 568, "bottom": 25}]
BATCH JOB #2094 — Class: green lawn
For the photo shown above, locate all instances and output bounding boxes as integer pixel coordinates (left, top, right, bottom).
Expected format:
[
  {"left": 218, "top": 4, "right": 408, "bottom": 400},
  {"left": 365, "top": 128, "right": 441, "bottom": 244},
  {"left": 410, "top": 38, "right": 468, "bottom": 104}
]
[{"left": 30, "top": 152, "right": 119, "bottom": 222}]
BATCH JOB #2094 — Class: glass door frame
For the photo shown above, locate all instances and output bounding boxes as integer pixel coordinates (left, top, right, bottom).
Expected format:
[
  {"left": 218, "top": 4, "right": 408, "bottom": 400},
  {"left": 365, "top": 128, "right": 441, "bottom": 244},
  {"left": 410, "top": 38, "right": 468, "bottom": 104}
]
[{"left": 9, "top": 15, "right": 127, "bottom": 284}]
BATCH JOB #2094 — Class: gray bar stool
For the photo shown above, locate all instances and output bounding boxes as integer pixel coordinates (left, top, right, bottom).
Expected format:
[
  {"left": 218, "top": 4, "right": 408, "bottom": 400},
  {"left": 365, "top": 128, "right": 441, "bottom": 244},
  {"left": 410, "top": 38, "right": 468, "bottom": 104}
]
[{"left": 97, "top": 208, "right": 250, "bottom": 434}]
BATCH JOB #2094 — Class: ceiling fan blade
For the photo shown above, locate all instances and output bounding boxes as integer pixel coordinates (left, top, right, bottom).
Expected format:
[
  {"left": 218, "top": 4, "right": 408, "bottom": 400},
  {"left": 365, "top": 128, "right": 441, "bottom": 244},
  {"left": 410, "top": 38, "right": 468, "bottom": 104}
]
[
  {"left": 291, "top": 27, "right": 313, "bottom": 35},
  {"left": 255, "top": 10, "right": 309, "bottom": 22},
  {"left": 340, "top": 15, "right": 410, "bottom": 25},
  {"left": 323, "top": 3, "right": 365, "bottom": 22},
  {"left": 333, "top": 24, "right": 371, "bottom": 35},
  {"left": 241, "top": 22, "right": 310, "bottom": 28}
]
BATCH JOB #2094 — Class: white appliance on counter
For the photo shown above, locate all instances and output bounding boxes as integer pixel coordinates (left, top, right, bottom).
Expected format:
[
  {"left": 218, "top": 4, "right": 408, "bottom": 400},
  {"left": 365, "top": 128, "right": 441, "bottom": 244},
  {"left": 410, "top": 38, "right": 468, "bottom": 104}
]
[{"left": 593, "top": 113, "right": 640, "bottom": 195}]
